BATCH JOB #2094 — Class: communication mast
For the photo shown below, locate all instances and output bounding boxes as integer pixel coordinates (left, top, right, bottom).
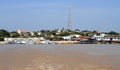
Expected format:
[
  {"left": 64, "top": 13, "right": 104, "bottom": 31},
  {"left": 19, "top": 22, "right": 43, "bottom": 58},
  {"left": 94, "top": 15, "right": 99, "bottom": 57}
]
[{"left": 68, "top": 7, "right": 72, "bottom": 30}]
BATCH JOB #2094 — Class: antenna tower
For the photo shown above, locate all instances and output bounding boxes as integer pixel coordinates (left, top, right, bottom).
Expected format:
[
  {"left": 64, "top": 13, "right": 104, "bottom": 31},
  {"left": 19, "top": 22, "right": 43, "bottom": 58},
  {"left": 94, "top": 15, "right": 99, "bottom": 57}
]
[{"left": 68, "top": 7, "right": 72, "bottom": 30}]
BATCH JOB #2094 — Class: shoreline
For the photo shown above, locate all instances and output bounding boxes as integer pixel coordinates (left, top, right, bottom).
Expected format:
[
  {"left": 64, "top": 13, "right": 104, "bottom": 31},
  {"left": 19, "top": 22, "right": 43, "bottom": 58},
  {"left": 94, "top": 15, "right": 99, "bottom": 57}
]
[
  {"left": 1, "top": 41, "right": 120, "bottom": 44},
  {"left": 0, "top": 41, "right": 6, "bottom": 44}
]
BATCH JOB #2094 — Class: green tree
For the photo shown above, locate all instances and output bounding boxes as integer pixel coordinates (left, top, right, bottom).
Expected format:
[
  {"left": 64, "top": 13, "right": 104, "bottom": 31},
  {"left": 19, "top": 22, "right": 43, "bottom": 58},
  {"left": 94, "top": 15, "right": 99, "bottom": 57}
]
[
  {"left": 10, "top": 31, "right": 20, "bottom": 38},
  {"left": 108, "top": 31, "right": 119, "bottom": 35},
  {"left": 26, "top": 32, "right": 31, "bottom": 37},
  {"left": 0, "top": 29, "right": 10, "bottom": 41},
  {"left": 58, "top": 32, "right": 70, "bottom": 36},
  {"left": 92, "top": 30, "right": 98, "bottom": 34},
  {"left": 74, "top": 29, "right": 80, "bottom": 32},
  {"left": 0, "top": 37, "right": 4, "bottom": 41},
  {"left": 0, "top": 29, "right": 10, "bottom": 37}
]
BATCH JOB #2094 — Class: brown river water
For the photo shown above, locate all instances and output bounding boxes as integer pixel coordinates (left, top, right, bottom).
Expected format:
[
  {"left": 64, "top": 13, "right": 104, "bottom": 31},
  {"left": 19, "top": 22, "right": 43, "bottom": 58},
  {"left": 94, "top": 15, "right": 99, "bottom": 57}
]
[{"left": 0, "top": 44, "right": 120, "bottom": 70}]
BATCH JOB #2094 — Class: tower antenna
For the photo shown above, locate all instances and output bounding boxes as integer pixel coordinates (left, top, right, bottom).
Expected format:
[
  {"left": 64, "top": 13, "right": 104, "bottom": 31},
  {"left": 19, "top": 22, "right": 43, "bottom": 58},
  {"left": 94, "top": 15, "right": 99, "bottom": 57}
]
[{"left": 68, "top": 7, "right": 72, "bottom": 30}]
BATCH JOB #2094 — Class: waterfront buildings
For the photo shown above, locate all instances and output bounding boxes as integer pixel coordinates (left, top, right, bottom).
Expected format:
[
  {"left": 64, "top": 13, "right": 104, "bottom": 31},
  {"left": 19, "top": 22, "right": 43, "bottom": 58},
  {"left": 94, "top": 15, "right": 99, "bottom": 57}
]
[
  {"left": 0, "top": 29, "right": 120, "bottom": 44},
  {"left": 4, "top": 37, "right": 44, "bottom": 44}
]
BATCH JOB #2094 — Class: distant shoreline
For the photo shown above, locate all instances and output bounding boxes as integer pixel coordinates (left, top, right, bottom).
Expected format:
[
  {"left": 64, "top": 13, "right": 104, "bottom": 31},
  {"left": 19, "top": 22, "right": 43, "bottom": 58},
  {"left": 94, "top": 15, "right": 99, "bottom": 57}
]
[{"left": 0, "top": 41, "right": 120, "bottom": 44}]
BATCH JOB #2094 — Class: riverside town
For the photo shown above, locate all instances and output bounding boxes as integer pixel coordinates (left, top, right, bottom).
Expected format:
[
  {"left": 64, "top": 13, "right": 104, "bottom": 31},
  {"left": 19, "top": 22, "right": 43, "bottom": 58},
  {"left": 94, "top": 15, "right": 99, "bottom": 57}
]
[{"left": 0, "top": 29, "right": 120, "bottom": 44}]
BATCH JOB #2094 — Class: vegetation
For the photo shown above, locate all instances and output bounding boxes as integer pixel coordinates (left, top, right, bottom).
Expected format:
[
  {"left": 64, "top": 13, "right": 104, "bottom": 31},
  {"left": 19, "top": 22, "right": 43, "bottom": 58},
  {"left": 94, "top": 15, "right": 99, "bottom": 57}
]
[
  {"left": 0, "top": 37, "right": 4, "bottom": 41},
  {"left": 0, "top": 29, "right": 10, "bottom": 41},
  {"left": 108, "top": 31, "right": 119, "bottom": 35},
  {"left": 10, "top": 31, "right": 20, "bottom": 38},
  {"left": 0, "top": 29, "right": 10, "bottom": 37}
]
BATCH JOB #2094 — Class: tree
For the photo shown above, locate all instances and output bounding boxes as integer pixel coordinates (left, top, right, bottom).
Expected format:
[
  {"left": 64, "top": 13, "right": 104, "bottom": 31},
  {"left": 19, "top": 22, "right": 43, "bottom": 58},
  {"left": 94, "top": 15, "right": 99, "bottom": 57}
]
[
  {"left": 26, "top": 32, "right": 31, "bottom": 37},
  {"left": 10, "top": 31, "right": 20, "bottom": 38},
  {"left": 0, "top": 37, "right": 4, "bottom": 41},
  {"left": 58, "top": 32, "right": 70, "bottom": 36},
  {"left": 0, "top": 29, "right": 10, "bottom": 37},
  {"left": 108, "top": 31, "right": 119, "bottom": 35},
  {"left": 0, "top": 29, "right": 10, "bottom": 41},
  {"left": 92, "top": 30, "right": 98, "bottom": 34},
  {"left": 74, "top": 29, "right": 80, "bottom": 32}
]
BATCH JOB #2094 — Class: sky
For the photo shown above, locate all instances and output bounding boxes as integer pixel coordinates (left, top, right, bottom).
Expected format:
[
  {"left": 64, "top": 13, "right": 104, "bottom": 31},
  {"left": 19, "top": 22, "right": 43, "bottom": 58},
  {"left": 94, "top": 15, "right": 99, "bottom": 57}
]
[{"left": 0, "top": 0, "right": 120, "bottom": 32}]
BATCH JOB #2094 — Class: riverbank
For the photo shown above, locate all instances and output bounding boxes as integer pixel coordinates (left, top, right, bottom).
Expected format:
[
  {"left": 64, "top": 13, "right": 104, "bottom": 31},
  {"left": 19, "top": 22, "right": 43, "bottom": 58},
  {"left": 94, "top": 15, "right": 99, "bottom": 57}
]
[
  {"left": 0, "top": 41, "right": 5, "bottom": 44},
  {"left": 51, "top": 41, "right": 79, "bottom": 44}
]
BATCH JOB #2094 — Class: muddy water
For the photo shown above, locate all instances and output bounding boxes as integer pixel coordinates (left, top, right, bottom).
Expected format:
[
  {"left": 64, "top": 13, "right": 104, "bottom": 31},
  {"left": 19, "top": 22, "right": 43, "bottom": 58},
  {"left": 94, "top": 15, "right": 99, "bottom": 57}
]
[{"left": 0, "top": 44, "right": 120, "bottom": 70}]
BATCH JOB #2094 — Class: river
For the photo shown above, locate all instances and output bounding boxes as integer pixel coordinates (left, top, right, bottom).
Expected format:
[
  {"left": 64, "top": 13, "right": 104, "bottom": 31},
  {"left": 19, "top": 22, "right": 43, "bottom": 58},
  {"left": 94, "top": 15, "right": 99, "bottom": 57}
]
[{"left": 0, "top": 44, "right": 120, "bottom": 70}]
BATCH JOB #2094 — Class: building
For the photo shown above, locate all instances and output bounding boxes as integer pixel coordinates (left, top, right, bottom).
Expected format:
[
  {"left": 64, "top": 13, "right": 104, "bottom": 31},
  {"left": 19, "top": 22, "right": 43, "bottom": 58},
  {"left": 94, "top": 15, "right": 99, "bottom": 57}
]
[
  {"left": 17, "top": 29, "right": 28, "bottom": 34},
  {"left": 4, "top": 37, "right": 45, "bottom": 44},
  {"left": 93, "top": 34, "right": 120, "bottom": 43}
]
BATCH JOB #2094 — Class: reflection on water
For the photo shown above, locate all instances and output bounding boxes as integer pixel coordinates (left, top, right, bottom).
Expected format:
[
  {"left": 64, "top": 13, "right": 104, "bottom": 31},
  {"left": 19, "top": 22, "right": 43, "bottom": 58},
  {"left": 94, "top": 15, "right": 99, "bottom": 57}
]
[{"left": 0, "top": 44, "right": 120, "bottom": 70}]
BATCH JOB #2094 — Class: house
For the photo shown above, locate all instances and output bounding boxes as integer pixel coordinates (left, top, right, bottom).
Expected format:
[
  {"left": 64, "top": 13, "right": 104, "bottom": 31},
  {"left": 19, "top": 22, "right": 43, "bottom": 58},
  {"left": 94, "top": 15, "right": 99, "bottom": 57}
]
[{"left": 17, "top": 29, "right": 28, "bottom": 34}]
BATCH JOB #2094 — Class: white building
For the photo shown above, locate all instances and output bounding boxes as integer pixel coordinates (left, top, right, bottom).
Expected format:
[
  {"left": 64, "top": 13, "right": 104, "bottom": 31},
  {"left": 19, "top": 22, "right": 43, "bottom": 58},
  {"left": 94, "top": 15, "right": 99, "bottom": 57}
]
[
  {"left": 93, "top": 34, "right": 120, "bottom": 42},
  {"left": 62, "top": 34, "right": 81, "bottom": 40},
  {"left": 62, "top": 36, "right": 71, "bottom": 40},
  {"left": 4, "top": 37, "right": 45, "bottom": 44},
  {"left": 93, "top": 34, "right": 106, "bottom": 41}
]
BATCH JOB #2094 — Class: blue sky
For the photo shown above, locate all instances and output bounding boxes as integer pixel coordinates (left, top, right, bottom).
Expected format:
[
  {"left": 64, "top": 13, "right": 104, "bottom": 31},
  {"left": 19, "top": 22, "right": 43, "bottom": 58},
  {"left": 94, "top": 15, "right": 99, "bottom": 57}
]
[{"left": 0, "top": 0, "right": 120, "bottom": 32}]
